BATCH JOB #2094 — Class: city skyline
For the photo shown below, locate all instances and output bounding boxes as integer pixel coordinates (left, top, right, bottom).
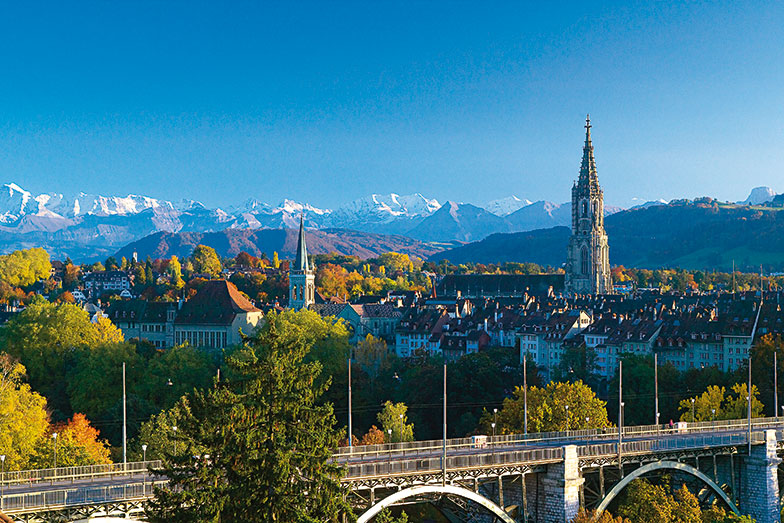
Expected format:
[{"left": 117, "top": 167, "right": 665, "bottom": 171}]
[{"left": 1, "top": 2, "right": 782, "bottom": 209}]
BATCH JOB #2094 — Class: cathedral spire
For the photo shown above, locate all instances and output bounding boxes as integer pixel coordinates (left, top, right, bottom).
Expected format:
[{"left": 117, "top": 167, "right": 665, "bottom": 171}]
[
  {"left": 579, "top": 114, "right": 599, "bottom": 188},
  {"left": 294, "top": 213, "right": 309, "bottom": 272}
]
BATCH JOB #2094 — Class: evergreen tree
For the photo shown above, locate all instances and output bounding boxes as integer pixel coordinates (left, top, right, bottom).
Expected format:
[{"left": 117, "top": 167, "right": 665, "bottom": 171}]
[{"left": 146, "top": 312, "right": 352, "bottom": 522}]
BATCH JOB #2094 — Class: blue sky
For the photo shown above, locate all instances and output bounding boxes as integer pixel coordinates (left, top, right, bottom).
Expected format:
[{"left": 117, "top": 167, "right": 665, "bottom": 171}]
[{"left": 1, "top": 1, "right": 783, "bottom": 209}]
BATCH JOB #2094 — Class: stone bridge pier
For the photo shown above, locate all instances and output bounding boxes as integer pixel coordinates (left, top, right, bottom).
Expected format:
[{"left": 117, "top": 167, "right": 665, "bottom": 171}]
[{"left": 740, "top": 430, "right": 782, "bottom": 523}]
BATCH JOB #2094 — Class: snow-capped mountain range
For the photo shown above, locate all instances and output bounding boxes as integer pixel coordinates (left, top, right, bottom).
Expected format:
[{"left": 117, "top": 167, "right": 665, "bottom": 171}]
[{"left": 0, "top": 182, "right": 777, "bottom": 261}]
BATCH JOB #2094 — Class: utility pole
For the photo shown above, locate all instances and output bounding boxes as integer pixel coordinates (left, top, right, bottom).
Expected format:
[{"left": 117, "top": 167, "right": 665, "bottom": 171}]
[
  {"left": 442, "top": 363, "right": 447, "bottom": 486},
  {"left": 523, "top": 353, "right": 528, "bottom": 436},
  {"left": 748, "top": 356, "right": 752, "bottom": 455},
  {"left": 122, "top": 362, "right": 127, "bottom": 467},
  {"left": 654, "top": 353, "right": 659, "bottom": 426},
  {"left": 618, "top": 360, "right": 623, "bottom": 472},
  {"left": 348, "top": 357, "right": 353, "bottom": 452},
  {"left": 775, "top": 351, "right": 779, "bottom": 421}
]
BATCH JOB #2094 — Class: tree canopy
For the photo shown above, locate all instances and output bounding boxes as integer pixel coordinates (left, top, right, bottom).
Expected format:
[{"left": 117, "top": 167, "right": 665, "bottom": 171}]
[{"left": 146, "top": 310, "right": 351, "bottom": 522}]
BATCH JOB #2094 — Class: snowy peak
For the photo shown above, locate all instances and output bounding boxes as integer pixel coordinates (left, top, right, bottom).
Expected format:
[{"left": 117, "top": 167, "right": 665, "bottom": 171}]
[
  {"left": 739, "top": 186, "right": 776, "bottom": 206},
  {"left": 0, "top": 183, "right": 35, "bottom": 223},
  {"left": 485, "top": 195, "right": 532, "bottom": 216}
]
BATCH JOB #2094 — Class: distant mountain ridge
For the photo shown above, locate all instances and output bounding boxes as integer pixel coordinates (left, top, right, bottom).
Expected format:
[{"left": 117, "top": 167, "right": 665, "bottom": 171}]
[
  {"left": 0, "top": 181, "right": 779, "bottom": 261},
  {"left": 432, "top": 198, "right": 784, "bottom": 272},
  {"left": 115, "top": 228, "right": 448, "bottom": 262}
]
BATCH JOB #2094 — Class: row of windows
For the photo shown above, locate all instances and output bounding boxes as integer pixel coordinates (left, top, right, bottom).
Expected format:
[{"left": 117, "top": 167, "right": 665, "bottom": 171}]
[{"left": 175, "top": 330, "right": 228, "bottom": 349}]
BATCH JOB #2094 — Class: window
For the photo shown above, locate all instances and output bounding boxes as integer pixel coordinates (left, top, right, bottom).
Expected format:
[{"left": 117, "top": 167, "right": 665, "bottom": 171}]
[{"left": 581, "top": 246, "right": 589, "bottom": 275}]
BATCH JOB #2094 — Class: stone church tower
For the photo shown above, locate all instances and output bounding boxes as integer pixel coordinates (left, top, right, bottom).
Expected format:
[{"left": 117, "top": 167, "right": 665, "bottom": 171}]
[
  {"left": 289, "top": 214, "right": 315, "bottom": 309},
  {"left": 565, "top": 116, "right": 612, "bottom": 295}
]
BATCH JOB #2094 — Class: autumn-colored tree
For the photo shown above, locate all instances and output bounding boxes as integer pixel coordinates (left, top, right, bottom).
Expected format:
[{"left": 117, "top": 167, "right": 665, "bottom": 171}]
[
  {"left": 0, "top": 354, "right": 50, "bottom": 470},
  {"left": 168, "top": 255, "right": 184, "bottom": 288},
  {"left": 272, "top": 251, "right": 280, "bottom": 269},
  {"left": 316, "top": 263, "right": 349, "bottom": 299},
  {"left": 359, "top": 425, "right": 386, "bottom": 445},
  {"left": 190, "top": 245, "right": 222, "bottom": 277},
  {"left": 52, "top": 413, "right": 112, "bottom": 465},
  {"left": 570, "top": 510, "right": 630, "bottom": 523},
  {"left": 0, "top": 248, "right": 51, "bottom": 288}
]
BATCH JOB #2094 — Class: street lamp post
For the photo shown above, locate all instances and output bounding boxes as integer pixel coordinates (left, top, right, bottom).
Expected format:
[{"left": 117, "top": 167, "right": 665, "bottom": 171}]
[
  {"left": 691, "top": 398, "right": 696, "bottom": 423},
  {"left": 399, "top": 413, "right": 404, "bottom": 443},
  {"left": 122, "top": 362, "right": 127, "bottom": 468},
  {"left": 617, "top": 360, "right": 623, "bottom": 470},
  {"left": 493, "top": 408, "right": 498, "bottom": 433},
  {"left": 654, "top": 353, "right": 659, "bottom": 426},
  {"left": 347, "top": 356, "right": 353, "bottom": 452},
  {"left": 142, "top": 444, "right": 148, "bottom": 462},
  {"left": 523, "top": 353, "right": 528, "bottom": 436},
  {"left": 442, "top": 363, "right": 448, "bottom": 486},
  {"left": 52, "top": 433, "right": 58, "bottom": 469},
  {"left": 565, "top": 405, "right": 569, "bottom": 438},
  {"left": 172, "top": 425, "right": 178, "bottom": 455},
  {"left": 775, "top": 351, "right": 779, "bottom": 421},
  {"left": 387, "top": 429, "right": 392, "bottom": 471},
  {"left": 491, "top": 422, "right": 496, "bottom": 437},
  {"left": 1, "top": 454, "right": 5, "bottom": 510},
  {"left": 711, "top": 408, "right": 716, "bottom": 422}
]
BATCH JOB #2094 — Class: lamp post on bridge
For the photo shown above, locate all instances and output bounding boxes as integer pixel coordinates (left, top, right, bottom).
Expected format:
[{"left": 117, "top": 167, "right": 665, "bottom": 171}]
[
  {"left": 565, "top": 405, "right": 569, "bottom": 438},
  {"left": 654, "top": 353, "right": 659, "bottom": 427},
  {"left": 142, "top": 444, "right": 148, "bottom": 463},
  {"left": 523, "top": 352, "right": 528, "bottom": 436},
  {"left": 122, "top": 362, "right": 127, "bottom": 469},
  {"left": 172, "top": 425, "right": 178, "bottom": 456},
  {"left": 1, "top": 454, "right": 5, "bottom": 510},
  {"left": 347, "top": 356, "right": 353, "bottom": 453},
  {"left": 691, "top": 397, "right": 696, "bottom": 423},
  {"left": 51, "top": 432, "right": 59, "bottom": 470},
  {"left": 399, "top": 413, "right": 404, "bottom": 443}
]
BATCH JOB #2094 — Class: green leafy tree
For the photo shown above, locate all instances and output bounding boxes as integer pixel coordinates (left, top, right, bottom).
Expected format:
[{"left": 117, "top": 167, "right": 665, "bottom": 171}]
[
  {"left": 146, "top": 310, "right": 352, "bottom": 522},
  {"left": 0, "top": 299, "right": 124, "bottom": 416},
  {"left": 493, "top": 380, "right": 611, "bottom": 434},
  {"left": 679, "top": 383, "right": 763, "bottom": 421},
  {"left": 190, "top": 245, "right": 222, "bottom": 277},
  {"left": 130, "top": 401, "right": 190, "bottom": 461},
  {"left": 375, "top": 508, "right": 410, "bottom": 523},
  {"left": 377, "top": 401, "right": 414, "bottom": 442}
]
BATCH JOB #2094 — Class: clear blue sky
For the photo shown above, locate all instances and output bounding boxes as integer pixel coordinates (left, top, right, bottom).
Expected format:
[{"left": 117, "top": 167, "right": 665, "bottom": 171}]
[{"left": 1, "top": 1, "right": 783, "bottom": 209}]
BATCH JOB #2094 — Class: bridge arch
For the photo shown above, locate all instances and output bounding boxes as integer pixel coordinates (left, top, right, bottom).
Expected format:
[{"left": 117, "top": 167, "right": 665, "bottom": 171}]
[
  {"left": 356, "top": 484, "right": 515, "bottom": 523},
  {"left": 593, "top": 460, "right": 740, "bottom": 519}
]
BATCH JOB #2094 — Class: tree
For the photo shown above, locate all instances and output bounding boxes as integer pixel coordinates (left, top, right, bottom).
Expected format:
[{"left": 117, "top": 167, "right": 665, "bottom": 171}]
[
  {"left": 0, "top": 299, "right": 124, "bottom": 416},
  {"left": 493, "top": 381, "right": 611, "bottom": 434},
  {"left": 679, "top": 383, "right": 764, "bottom": 422},
  {"left": 0, "top": 248, "right": 51, "bottom": 288},
  {"left": 146, "top": 310, "right": 351, "bottom": 522},
  {"left": 272, "top": 251, "right": 280, "bottom": 269},
  {"left": 354, "top": 335, "right": 391, "bottom": 382},
  {"left": 168, "top": 255, "right": 184, "bottom": 288},
  {"left": 0, "top": 354, "right": 50, "bottom": 470},
  {"left": 190, "top": 245, "right": 222, "bottom": 277},
  {"left": 30, "top": 413, "right": 111, "bottom": 468},
  {"left": 377, "top": 401, "right": 414, "bottom": 442},
  {"left": 359, "top": 425, "right": 386, "bottom": 445},
  {"left": 130, "top": 401, "right": 190, "bottom": 461},
  {"left": 375, "top": 508, "right": 410, "bottom": 523},
  {"left": 378, "top": 252, "right": 414, "bottom": 274}
]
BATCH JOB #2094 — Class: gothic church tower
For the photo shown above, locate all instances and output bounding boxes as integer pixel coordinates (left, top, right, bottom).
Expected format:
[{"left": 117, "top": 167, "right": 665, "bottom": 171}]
[
  {"left": 565, "top": 116, "right": 612, "bottom": 295},
  {"left": 289, "top": 214, "right": 315, "bottom": 309}
]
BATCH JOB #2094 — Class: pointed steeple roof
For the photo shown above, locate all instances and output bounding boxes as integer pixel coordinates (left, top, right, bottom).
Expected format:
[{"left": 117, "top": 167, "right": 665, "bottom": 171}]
[
  {"left": 578, "top": 114, "right": 600, "bottom": 189},
  {"left": 294, "top": 213, "right": 310, "bottom": 272}
]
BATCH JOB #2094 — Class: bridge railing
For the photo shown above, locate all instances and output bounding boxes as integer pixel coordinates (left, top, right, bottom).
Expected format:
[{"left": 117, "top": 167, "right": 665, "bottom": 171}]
[
  {"left": 0, "top": 481, "right": 165, "bottom": 514},
  {"left": 343, "top": 445, "right": 564, "bottom": 479},
  {"left": 0, "top": 461, "right": 162, "bottom": 487},
  {"left": 334, "top": 416, "right": 784, "bottom": 461}
]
